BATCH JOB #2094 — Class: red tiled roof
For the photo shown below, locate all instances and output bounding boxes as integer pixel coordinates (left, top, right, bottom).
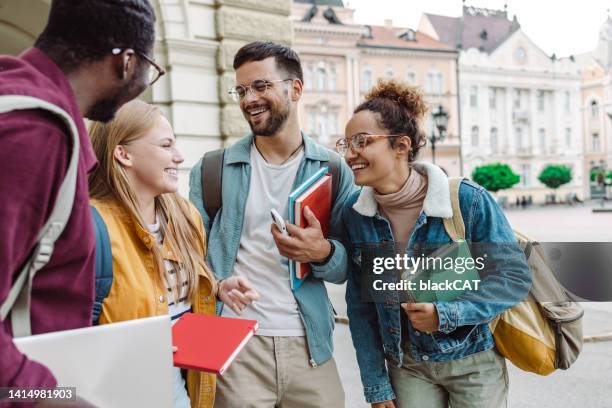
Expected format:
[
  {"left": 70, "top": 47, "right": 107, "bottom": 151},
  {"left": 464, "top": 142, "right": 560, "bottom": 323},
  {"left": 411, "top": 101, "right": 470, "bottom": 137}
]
[{"left": 358, "top": 25, "right": 456, "bottom": 52}]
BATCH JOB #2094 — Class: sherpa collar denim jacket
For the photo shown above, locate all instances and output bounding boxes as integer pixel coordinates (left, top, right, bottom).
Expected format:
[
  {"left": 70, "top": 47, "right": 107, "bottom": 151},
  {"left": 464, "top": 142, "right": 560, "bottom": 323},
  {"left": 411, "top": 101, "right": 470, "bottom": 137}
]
[{"left": 342, "top": 162, "right": 531, "bottom": 403}]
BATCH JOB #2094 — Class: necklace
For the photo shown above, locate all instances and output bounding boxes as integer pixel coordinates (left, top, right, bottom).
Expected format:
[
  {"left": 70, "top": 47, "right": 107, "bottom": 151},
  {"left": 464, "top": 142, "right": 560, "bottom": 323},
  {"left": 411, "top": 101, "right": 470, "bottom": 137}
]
[{"left": 255, "top": 141, "right": 304, "bottom": 165}]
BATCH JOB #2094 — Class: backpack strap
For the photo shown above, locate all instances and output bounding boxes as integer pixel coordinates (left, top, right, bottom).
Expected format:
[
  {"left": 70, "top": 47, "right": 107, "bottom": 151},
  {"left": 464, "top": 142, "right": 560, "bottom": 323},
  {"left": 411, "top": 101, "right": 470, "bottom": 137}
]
[
  {"left": 442, "top": 177, "right": 467, "bottom": 241},
  {"left": 0, "top": 95, "right": 80, "bottom": 338},
  {"left": 91, "top": 206, "right": 113, "bottom": 325},
  {"left": 201, "top": 148, "right": 225, "bottom": 228},
  {"left": 324, "top": 150, "right": 341, "bottom": 205}
]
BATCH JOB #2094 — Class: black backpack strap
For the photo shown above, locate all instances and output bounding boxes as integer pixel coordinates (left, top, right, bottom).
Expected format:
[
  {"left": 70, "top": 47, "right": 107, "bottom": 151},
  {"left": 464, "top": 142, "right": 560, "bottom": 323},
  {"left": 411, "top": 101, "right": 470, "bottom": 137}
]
[
  {"left": 91, "top": 206, "right": 113, "bottom": 325},
  {"left": 324, "top": 150, "right": 341, "bottom": 205},
  {"left": 201, "top": 149, "right": 225, "bottom": 227}
]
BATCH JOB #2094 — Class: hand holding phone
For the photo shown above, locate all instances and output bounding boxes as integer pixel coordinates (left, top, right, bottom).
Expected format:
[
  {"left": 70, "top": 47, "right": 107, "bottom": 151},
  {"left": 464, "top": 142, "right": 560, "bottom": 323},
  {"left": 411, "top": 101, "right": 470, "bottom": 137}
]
[{"left": 270, "top": 208, "right": 288, "bottom": 236}]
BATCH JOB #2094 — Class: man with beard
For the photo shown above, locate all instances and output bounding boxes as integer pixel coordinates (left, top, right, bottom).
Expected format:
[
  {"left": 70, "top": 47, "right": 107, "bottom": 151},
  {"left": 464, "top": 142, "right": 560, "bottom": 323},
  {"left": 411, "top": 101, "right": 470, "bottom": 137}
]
[
  {"left": 0, "top": 0, "right": 159, "bottom": 396},
  {"left": 189, "top": 41, "right": 354, "bottom": 406}
]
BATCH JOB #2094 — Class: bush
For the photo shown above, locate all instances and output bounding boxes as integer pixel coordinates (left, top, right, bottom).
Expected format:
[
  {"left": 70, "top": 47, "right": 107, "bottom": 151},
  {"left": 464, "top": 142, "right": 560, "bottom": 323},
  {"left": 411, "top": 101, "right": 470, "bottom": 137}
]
[
  {"left": 538, "top": 164, "right": 572, "bottom": 190},
  {"left": 471, "top": 163, "right": 520, "bottom": 192}
]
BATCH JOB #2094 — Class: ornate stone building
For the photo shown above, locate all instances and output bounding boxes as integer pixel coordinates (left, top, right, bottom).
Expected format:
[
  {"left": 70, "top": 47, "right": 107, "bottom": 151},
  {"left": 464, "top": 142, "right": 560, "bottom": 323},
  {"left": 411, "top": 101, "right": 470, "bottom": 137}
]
[
  {"left": 576, "top": 15, "right": 612, "bottom": 198},
  {"left": 0, "top": 0, "right": 293, "bottom": 195},
  {"left": 292, "top": 0, "right": 462, "bottom": 176},
  {"left": 420, "top": 5, "right": 585, "bottom": 203}
]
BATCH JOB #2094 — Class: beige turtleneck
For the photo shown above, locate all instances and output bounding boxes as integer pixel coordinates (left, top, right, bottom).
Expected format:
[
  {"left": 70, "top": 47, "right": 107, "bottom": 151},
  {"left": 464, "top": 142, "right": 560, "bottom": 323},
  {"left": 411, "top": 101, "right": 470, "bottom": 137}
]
[{"left": 374, "top": 168, "right": 428, "bottom": 247}]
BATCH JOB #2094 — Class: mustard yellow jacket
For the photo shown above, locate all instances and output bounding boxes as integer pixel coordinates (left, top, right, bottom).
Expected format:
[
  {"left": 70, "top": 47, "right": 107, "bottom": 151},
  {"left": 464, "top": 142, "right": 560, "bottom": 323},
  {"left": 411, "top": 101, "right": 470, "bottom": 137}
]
[{"left": 91, "top": 198, "right": 216, "bottom": 408}]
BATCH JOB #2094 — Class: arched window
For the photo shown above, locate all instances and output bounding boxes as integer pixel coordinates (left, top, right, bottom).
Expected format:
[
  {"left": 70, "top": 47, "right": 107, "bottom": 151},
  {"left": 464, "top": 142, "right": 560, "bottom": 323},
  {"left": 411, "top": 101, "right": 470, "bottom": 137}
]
[{"left": 591, "top": 100, "right": 599, "bottom": 118}]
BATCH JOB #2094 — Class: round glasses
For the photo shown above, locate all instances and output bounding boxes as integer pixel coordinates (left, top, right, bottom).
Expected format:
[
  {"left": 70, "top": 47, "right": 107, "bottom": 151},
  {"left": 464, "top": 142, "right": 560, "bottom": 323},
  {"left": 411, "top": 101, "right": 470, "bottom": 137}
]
[
  {"left": 228, "top": 79, "right": 294, "bottom": 102},
  {"left": 335, "top": 133, "right": 407, "bottom": 156}
]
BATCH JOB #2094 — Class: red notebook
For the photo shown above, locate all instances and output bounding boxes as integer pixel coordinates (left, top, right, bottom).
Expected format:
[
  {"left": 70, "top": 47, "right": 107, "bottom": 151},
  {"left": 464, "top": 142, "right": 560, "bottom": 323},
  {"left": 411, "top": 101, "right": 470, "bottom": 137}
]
[
  {"left": 293, "top": 174, "right": 332, "bottom": 280},
  {"left": 172, "top": 313, "right": 258, "bottom": 375}
]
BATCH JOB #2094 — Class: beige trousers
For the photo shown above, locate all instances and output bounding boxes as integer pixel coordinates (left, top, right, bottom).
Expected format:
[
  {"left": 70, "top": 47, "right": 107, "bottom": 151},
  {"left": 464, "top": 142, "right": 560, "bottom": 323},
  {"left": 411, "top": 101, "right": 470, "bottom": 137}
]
[
  {"left": 389, "top": 348, "right": 508, "bottom": 408},
  {"left": 214, "top": 335, "right": 345, "bottom": 408}
]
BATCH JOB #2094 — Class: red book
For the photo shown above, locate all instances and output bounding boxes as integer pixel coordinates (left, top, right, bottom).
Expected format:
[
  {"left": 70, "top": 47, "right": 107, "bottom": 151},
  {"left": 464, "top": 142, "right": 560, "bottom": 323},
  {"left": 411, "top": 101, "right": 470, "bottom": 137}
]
[
  {"left": 172, "top": 313, "right": 258, "bottom": 375},
  {"left": 293, "top": 174, "right": 332, "bottom": 280}
]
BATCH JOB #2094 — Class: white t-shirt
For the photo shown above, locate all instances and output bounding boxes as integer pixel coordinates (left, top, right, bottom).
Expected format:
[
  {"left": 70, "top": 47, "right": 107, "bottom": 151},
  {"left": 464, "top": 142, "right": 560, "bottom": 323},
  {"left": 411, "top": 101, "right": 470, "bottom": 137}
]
[{"left": 221, "top": 143, "right": 306, "bottom": 337}]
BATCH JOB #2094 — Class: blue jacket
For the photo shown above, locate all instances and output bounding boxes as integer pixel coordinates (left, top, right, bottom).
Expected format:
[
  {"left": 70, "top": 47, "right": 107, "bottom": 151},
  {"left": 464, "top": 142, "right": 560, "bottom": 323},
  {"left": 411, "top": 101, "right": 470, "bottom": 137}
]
[
  {"left": 189, "top": 133, "right": 355, "bottom": 366},
  {"left": 342, "top": 162, "right": 531, "bottom": 403}
]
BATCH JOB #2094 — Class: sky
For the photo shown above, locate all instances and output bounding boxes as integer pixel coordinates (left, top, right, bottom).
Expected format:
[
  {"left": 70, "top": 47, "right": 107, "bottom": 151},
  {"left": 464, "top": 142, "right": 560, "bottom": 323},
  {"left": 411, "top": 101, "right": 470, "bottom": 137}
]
[{"left": 346, "top": 0, "right": 610, "bottom": 57}]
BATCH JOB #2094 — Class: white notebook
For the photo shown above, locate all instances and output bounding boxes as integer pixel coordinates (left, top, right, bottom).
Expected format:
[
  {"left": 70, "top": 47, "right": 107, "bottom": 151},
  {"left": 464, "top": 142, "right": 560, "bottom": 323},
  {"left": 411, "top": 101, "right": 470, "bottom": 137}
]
[{"left": 14, "top": 315, "right": 174, "bottom": 408}]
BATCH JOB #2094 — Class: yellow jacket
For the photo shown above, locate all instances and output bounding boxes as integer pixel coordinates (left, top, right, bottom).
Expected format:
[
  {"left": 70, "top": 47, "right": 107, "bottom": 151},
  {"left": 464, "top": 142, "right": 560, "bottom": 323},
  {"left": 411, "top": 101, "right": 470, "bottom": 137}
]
[{"left": 91, "top": 197, "right": 216, "bottom": 408}]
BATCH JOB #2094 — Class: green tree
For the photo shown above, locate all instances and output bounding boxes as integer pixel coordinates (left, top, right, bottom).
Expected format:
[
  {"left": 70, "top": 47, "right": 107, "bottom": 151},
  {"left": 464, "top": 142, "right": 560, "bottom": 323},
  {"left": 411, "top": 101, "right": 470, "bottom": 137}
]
[
  {"left": 471, "top": 163, "right": 520, "bottom": 192},
  {"left": 538, "top": 165, "right": 572, "bottom": 201}
]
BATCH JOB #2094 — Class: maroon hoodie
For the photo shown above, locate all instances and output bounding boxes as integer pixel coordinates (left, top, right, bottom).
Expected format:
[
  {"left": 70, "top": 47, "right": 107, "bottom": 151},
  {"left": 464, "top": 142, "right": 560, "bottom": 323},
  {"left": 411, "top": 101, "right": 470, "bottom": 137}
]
[{"left": 0, "top": 48, "right": 97, "bottom": 388}]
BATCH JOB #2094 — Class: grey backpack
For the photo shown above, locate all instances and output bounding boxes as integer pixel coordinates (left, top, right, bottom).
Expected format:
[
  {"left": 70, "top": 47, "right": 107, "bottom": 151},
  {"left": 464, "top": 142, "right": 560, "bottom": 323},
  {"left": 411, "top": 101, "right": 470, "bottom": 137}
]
[{"left": 0, "top": 95, "right": 80, "bottom": 338}]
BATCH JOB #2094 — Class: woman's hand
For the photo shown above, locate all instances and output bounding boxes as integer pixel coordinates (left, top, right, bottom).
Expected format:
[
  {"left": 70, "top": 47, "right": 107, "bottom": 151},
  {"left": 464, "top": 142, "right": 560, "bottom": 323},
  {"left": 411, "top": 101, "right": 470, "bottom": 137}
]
[
  {"left": 372, "top": 400, "right": 397, "bottom": 408},
  {"left": 218, "top": 276, "right": 260, "bottom": 315},
  {"left": 401, "top": 302, "right": 440, "bottom": 333}
]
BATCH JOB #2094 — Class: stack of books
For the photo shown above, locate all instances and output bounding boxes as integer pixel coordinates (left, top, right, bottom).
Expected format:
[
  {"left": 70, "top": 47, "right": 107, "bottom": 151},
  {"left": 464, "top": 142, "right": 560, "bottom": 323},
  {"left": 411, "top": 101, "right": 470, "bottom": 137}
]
[{"left": 288, "top": 167, "right": 332, "bottom": 290}]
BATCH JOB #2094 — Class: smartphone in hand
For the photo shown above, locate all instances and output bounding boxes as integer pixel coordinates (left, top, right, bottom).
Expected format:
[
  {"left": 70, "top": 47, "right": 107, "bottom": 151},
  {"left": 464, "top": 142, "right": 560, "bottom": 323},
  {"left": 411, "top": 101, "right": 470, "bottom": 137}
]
[{"left": 270, "top": 208, "right": 288, "bottom": 236}]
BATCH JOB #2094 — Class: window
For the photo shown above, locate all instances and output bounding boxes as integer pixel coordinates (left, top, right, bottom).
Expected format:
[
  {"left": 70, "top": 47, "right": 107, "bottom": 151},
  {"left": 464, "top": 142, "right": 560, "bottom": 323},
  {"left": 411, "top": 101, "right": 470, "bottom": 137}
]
[
  {"left": 328, "top": 65, "right": 337, "bottom": 91},
  {"left": 592, "top": 133, "right": 601, "bottom": 152},
  {"left": 564, "top": 91, "right": 571, "bottom": 112},
  {"left": 471, "top": 126, "right": 479, "bottom": 147},
  {"left": 489, "top": 87, "right": 497, "bottom": 110},
  {"left": 385, "top": 67, "right": 395, "bottom": 79},
  {"left": 361, "top": 69, "right": 372, "bottom": 92},
  {"left": 591, "top": 100, "right": 599, "bottom": 118},
  {"left": 520, "top": 164, "right": 531, "bottom": 187},
  {"left": 316, "top": 65, "right": 326, "bottom": 91},
  {"left": 406, "top": 71, "right": 416, "bottom": 85},
  {"left": 307, "top": 111, "right": 316, "bottom": 135},
  {"left": 426, "top": 73, "right": 434, "bottom": 94},
  {"left": 565, "top": 127, "right": 572, "bottom": 148},
  {"left": 328, "top": 113, "right": 338, "bottom": 139},
  {"left": 515, "top": 127, "right": 523, "bottom": 150},
  {"left": 434, "top": 73, "right": 443, "bottom": 95},
  {"left": 513, "top": 89, "right": 521, "bottom": 109},
  {"left": 539, "top": 128, "right": 546, "bottom": 153},
  {"left": 318, "top": 114, "right": 328, "bottom": 143},
  {"left": 470, "top": 85, "right": 478, "bottom": 108},
  {"left": 304, "top": 65, "right": 314, "bottom": 91},
  {"left": 537, "top": 90, "right": 545, "bottom": 111},
  {"left": 490, "top": 127, "right": 498, "bottom": 153}
]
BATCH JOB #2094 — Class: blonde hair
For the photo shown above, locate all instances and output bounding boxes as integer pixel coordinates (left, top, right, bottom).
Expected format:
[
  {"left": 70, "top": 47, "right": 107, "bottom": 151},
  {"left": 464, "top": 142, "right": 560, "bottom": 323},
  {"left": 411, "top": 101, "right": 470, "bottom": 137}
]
[{"left": 88, "top": 100, "right": 216, "bottom": 301}]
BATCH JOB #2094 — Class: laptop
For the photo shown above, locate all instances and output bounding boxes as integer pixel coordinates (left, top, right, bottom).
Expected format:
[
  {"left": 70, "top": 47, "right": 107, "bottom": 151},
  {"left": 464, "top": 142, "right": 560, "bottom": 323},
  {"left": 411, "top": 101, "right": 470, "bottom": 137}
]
[{"left": 13, "top": 315, "right": 174, "bottom": 408}]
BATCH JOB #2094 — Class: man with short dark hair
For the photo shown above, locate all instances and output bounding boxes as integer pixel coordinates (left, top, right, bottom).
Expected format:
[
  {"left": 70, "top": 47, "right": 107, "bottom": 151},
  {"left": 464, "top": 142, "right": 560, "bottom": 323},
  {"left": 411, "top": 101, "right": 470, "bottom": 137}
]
[
  {"left": 190, "top": 40, "right": 354, "bottom": 407},
  {"left": 0, "top": 0, "right": 158, "bottom": 392}
]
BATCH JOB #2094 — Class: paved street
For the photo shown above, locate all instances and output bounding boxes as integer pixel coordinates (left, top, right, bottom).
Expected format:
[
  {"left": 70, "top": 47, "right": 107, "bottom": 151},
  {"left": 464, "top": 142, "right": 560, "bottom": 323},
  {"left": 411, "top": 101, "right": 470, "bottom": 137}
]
[{"left": 329, "top": 201, "right": 612, "bottom": 407}]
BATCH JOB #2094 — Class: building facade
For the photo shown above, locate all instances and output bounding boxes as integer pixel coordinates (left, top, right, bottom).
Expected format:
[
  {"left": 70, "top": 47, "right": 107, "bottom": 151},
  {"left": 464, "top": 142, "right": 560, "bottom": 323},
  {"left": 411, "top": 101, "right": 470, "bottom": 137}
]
[
  {"left": 420, "top": 5, "right": 585, "bottom": 204},
  {"left": 0, "top": 0, "right": 294, "bottom": 195},
  {"left": 292, "top": 0, "right": 462, "bottom": 176},
  {"left": 577, "top": 16, "right": 612, "bottom": 198}
]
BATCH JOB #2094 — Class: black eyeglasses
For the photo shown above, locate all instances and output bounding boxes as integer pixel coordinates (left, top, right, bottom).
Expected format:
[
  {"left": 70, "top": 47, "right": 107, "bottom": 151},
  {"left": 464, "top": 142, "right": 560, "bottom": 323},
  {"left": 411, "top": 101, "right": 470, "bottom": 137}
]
[
  {"left": 228, "top": 79, "right": 294, "bottom": 102},
  {"left": 111, "top": 48, "right": 166, "bottom": 86}
]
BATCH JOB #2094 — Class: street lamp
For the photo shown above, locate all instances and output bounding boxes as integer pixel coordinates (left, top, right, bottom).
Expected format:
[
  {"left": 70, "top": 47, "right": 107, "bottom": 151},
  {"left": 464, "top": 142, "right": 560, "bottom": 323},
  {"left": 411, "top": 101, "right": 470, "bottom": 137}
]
[{"left": 430, "top": 105, "right": 449, "bottom": 165}]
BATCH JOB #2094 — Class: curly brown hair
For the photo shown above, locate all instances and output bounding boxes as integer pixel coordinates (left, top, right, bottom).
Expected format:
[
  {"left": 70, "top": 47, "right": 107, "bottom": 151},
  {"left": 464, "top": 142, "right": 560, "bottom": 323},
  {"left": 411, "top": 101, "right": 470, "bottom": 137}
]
[{"left": 355, "top": 78, "right": 428, "bottom": 161}]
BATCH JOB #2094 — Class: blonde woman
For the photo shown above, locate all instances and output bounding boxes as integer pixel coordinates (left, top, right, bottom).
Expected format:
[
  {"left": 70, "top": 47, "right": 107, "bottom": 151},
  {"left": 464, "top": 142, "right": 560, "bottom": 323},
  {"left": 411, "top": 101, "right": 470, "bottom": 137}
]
[{"left": 88, "top": 100, "right": 259, "bottom": 408}]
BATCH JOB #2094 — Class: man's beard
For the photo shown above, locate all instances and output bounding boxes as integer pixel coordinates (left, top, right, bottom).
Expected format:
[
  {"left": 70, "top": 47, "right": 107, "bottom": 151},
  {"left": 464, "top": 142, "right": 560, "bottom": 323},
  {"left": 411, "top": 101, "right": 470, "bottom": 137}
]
[
  {"left": 86, "top": 79, "right": 146, "bottom": 123},
  {"left": 246, "top": 98, "right": 290, "bottom": 137}
]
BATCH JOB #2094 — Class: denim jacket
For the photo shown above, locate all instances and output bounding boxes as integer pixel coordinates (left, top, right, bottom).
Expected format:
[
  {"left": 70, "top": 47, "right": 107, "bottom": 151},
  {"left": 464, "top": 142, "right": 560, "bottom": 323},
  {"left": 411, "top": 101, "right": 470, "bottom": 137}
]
[
  {"left": 189, "top": 133, "right": 355, "bottom": 366},
  {"left": 342, "top": 162, "right": 531, "bottom": 403}
]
